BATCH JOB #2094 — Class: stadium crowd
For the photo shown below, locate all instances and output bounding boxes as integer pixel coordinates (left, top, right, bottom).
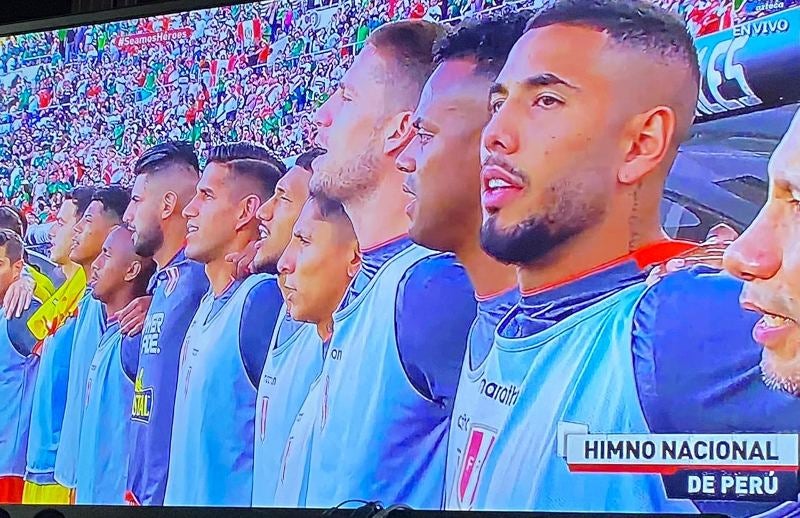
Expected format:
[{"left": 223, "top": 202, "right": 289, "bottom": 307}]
[{"left": 0, "top": 0, "right": 747, "bottom": 244}]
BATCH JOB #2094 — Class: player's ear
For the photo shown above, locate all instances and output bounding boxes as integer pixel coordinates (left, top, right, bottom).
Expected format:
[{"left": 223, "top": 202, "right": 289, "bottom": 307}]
[
  {"left": 234, "top": 194, "right": 261, "bottom": 232},
  {"left": 125, "top": 260, "right": 142, "bottom": 283},
  {"left": 161, "top": 191, "right": 179, "bottom": 220},
  {"left": 383, "top": 110, "right": 414, "bottom": 157},
  {"left": 618, "top": 106, "right": 676, "bottom": 185},
  {"left": 10, "top": 259, "right": 23, "bottom": 279}
]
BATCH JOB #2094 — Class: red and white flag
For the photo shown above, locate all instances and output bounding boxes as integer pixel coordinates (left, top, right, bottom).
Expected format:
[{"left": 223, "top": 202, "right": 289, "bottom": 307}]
[
  {"left": 236, "top": 19, "right": 263, "bottom": 47},
  {"left": 209, "top": 56, "right": 238, "bottom": 87}
]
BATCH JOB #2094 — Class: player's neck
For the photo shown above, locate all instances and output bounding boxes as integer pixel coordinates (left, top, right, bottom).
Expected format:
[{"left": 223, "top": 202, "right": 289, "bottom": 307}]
[
  {"left": 104, "top": 292, "right": 136, "bottom": 318},
  {"left": 205, "top": 256, "right": 236, "bottom": 297},
  {"left": 60, "top": 261, "right": 80, "bottom": 279},
  {"left": 80, "top": 260, "right": 96, "bottom": 280},
  {"left": 455, "top": 241, "right": 517, "bottom": 299},
  {"left": 345, "top": 180, "right": 409, "bottom": 250},
  {"left": 155, "top": 229, "right": 187, "bottom": 270},
  {"left": 516, "top": 222, "right": 664, "bottom": 294},
  {"left": 316, "top": 318, "right": 333, "bottom": 343}
]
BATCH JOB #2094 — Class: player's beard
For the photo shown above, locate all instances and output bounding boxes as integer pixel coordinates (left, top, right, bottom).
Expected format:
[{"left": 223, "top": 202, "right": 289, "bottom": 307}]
[
  {"left": 309, "top": 131, "right": 383, "bottom": 204},
  {"left": 133, "top": 220, "right": 164, "bottom": 259},
  {"left": 252, "top": 255, "right": 279, "bottom": 275},
  {"left": 760, "top": 352, "right": 800, "bottom": 397},
  {"left": 480, "top": 177, "right": 606, "bottom": 266}
]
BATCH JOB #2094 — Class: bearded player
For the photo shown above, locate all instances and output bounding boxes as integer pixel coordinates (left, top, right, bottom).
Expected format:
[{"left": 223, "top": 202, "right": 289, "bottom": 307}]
[
  {"left": 24, "top": 187, "right": 94, "bottom": 504},
  {"left": 53, "top": 187, "right": 130, "bottom": 501},
  {"left": 306, "top": 19, "right": 477, "bottom": 509},
  {"left": 164, "top": 143, "right": 285, "bottom": 506},
  {"left": 0, "top": 230, "right": 42, "bottom": 503},
  {"left": 465, "top": 0, "right": 800, "bottom": 513},
  {"left": 75, "top": 226, "right": 155, "bottom": 504},
  {"left": 122, "top": 142, "right": 209, "bottom": 506},
  {"left": 725, "top": 110, "right": 800, "bottom": 398},
  {"left": 258, "top": 193, "right": 360, "bottom": 507}
]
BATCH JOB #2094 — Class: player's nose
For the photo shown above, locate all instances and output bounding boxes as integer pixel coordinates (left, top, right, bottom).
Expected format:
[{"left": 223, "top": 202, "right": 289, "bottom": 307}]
[
  {"left": 483, "top": 104, "right": 519, "bottom": 156},
  {"left": 396, "top": 143, "right": 416, "bottom": 174},
  {"left": 723, "top": 214, "right": 782, "bottom": 281},
  {"left": 258, "top": 198, "right": 274, "bottom": 223},
  {"left": 277, "top": 248, "right": 295, "bottom": 275},
  {"left": 314, "top": 96, "right": 333, "bottom": 129},
  {"left": 182, "top": 196, "right": 199, "bottom": 219}
]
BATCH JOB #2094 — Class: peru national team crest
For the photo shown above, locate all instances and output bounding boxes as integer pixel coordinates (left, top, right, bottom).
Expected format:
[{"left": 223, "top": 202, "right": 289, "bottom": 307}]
[
  {"left": 455, "top": 424, "right": 497, "bottom": 510},
  {"left": 259, "top": 396, "right": 269, "bottom": 442}
]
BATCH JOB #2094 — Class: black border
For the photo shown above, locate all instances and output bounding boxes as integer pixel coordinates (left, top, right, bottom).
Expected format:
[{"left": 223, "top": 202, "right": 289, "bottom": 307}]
[{"left": 0, "top": 0, "right": 268, "bottom": 38}]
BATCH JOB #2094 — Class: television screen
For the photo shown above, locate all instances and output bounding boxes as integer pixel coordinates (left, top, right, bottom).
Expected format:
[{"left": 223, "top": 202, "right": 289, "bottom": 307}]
[{"left": 0, "top": 0, "right": 798, "bottom": 514}]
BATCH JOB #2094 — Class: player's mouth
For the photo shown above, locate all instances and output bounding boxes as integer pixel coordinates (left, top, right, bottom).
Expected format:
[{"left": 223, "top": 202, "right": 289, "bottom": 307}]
[
  {"left": 258, "top": 224, "right": 270, "bottom": 241},
  {"left": 481, "top": 159, "right": 524, "bottom": 212},
  {"left": 283, "top": 283, "right": 297, "bottom": 301},
  {"left": 402, "top": 181, "right": 416, "bottom": 218},
  {"left": 742, "top": 301, "right": 798, "bottom": 347},
  {"left": 314, "top": 134, "right": 328, "bottom": 151},
  {"left": 186, "top": 222, "right": 199, "bottom": 237}
]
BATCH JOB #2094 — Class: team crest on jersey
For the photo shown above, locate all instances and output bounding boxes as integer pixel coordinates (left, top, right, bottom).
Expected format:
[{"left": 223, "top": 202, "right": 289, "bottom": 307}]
[
  {"left": 131, "top": 369, "right": 154, "bottom": 423},
  {"left": 321, "top": 375, "right": 330, "bottom": 431},
  {"left": 163, "top": 267, "right": 180, "bottom": 297},
  {"left": 454, "top": 424, "right": 497, "bottom": 510},
  {"left": 259, "top": 396, "right": 269, "bottom": 442}
]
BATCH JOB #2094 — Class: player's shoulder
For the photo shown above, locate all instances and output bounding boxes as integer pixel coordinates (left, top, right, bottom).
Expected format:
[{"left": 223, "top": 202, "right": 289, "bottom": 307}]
[
  {"left": 241, "top": 273, "right": 281, "bottom": 301},
  {"left": 400, "top": 252, "right": 471, "bottom": 294},
  {"left": 639, "top": 265, "right": 744, "bottom": 315}
]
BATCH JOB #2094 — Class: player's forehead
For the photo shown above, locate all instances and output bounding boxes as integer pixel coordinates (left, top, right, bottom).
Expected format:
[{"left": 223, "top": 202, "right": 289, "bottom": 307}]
[
  {"left": 132, "top": 174, "right": 148, "bottom": 194},
  {"left": 497, "top": 24, "right": 612, "bottom": 91},
  {"left": 199, "top": 162, "right": 229, "bottom": 189},
  {"left": 280, "top": 166, "right": 310, "bottom": 194},
  {"left": 344, "top": 44, "right": 384, "bottom": 91},
  {"left": 417, "top": 60, "right": 484, "bottom": 117},
  {"left": 769, "top": 114, "right": 800, "bottom": 190},
  {"left": 57, "top": 199, "right": 77, "bottom": 220}
]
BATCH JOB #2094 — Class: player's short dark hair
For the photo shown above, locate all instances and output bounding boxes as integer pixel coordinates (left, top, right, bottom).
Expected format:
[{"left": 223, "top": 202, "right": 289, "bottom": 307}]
[
  {"left": 134, "top": 141, "right": 200, "bottom": 177},
  {"left": 208, "top": 142, "right": 286, "bottom": 200},
  {"left": 526, "top": 0, "right": 699, "bottom": 84},
  {"left": 0, "top": 229, "right": 24, "bottom": 263},
  {"left": 294, "top": 148, "right": 326, "bottom": 173},
  {"left": 65, "top": 186, "right": 96, "bottom": 219},
  {"left": 434, "top": 11, "right": 531, "bottom": 77},
  {"left": 368, "top": 20, "right": 447, "bottom": 109},
  {"left": 310, "top": 192, "right": 354, "bottom": 237},
  {"left": 91, "top": 186, "right": 131, "bottom": 223},
  {"left": 0, "top": 206, "right": 23, "bottom": 238}
]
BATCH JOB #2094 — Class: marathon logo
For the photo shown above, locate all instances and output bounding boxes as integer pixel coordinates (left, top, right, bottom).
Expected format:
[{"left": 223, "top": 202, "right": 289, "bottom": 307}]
[
  {"left": 131, "top": 369, "right": 154, "bottom": 424},
  {"left": 479, "top": 379, "right": 519, "bottom": 407}
]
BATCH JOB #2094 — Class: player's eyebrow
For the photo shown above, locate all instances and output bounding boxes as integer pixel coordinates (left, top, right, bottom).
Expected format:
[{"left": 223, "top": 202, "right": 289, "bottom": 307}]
[
  {"left": 489, "top": 82, "right": 507, "bottom": 96},
  {"left": 522, "top": 73, "right": 578, "bottom": 90},
  {"left": 491, "top": 73, "right": 578, "bottom": 95}
]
